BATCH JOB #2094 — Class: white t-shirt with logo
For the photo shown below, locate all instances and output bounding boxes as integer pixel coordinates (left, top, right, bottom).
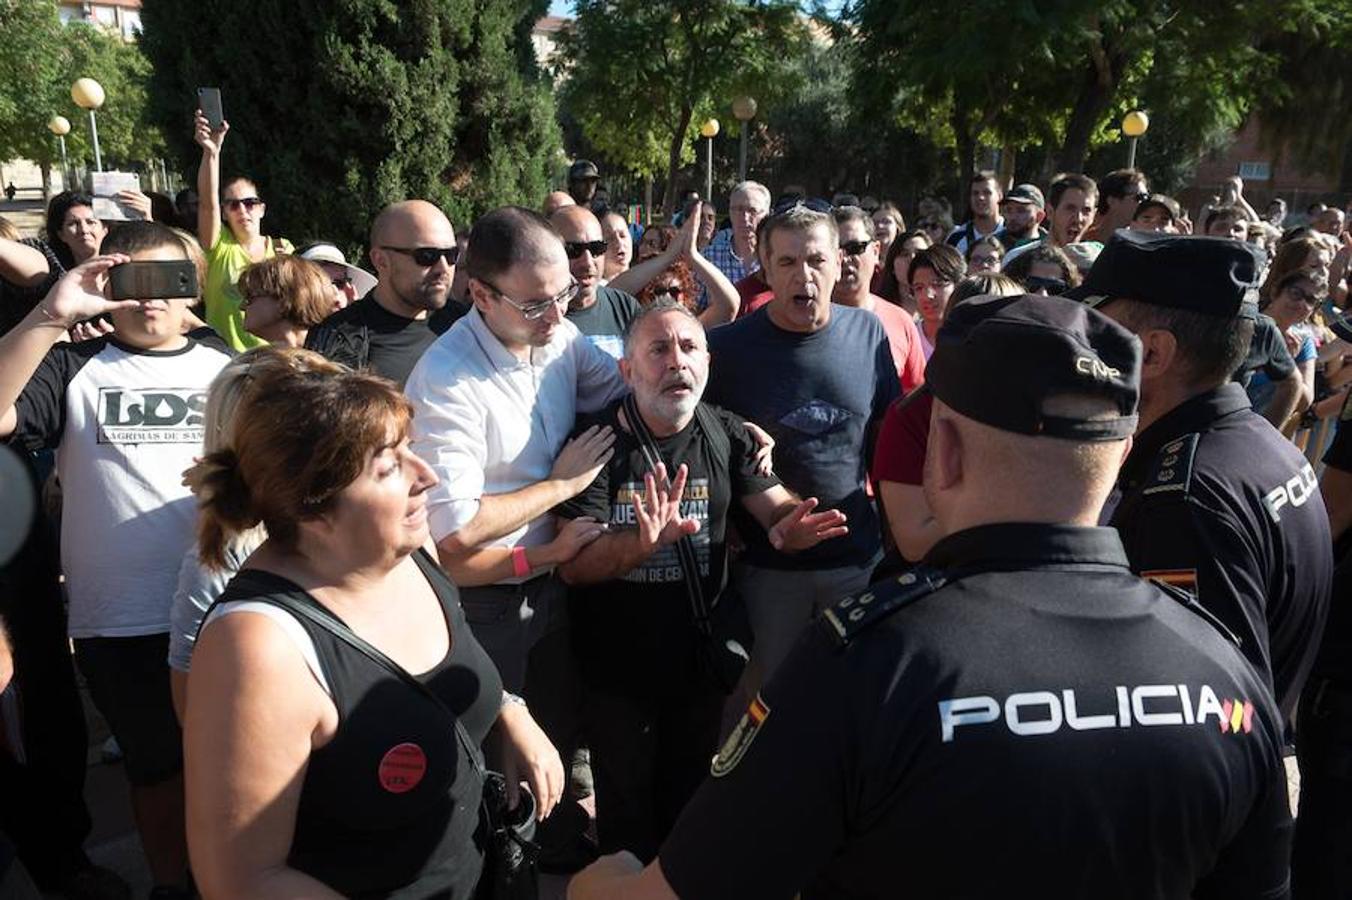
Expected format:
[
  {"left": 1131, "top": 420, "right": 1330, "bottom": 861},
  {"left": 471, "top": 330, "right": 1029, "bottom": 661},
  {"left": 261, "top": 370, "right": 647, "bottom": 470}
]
[{"left": 11, "top": 336, "right": 231, "bottom": 638}]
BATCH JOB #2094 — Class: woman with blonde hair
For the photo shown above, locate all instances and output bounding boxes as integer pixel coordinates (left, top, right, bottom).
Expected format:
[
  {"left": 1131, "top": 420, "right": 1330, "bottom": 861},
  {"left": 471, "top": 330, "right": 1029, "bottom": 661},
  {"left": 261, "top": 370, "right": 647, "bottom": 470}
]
[{"left": 168, "top": 347, "right": 344, "bottom": 718}]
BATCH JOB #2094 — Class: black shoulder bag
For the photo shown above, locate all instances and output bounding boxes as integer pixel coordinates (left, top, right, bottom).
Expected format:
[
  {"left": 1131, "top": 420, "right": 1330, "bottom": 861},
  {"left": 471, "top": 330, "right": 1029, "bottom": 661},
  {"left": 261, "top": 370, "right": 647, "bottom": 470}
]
[
  {"left": 621, "top": 394, "right": 751, "bottom": 693},
  {"left": 252, "top": 592, "right": 540, "bottom": 900}
]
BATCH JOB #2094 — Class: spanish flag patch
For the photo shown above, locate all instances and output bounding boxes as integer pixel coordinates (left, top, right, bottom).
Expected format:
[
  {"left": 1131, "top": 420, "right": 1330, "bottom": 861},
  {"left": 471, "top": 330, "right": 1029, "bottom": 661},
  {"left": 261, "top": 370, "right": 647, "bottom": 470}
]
[
  {"left": 711, "top": 694, "right": 771, "bottom": 778},
  {"left": 1142, "top": 568, "right": 1199, "bottom": 592}
]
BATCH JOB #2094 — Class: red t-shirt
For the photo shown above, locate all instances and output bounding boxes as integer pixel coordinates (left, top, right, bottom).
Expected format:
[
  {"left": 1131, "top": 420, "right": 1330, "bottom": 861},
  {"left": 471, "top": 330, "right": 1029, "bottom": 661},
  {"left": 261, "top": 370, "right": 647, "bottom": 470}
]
[
  {"left": 734, "top": 271, "right": 773, "bottom": 319},
  {"left": 872, "top": 390, "right": 932, "bottom": 486},
  {"left": 867, "top": 295, "right": 926, "bottom": 394}
]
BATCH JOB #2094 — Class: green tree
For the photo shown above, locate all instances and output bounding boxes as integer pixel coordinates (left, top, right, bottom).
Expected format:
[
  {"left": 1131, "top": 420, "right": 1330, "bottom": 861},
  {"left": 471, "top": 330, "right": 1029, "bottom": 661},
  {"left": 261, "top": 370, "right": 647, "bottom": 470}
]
[
  {"left": 845, "top": 0, "right": 1304, "bottom": 193},
  {"left": 0, "top": 0, "right": 67, "bottom": 183},
  {"left": 556, "top": 0, "right": 810, "bottom": 213},
  {"left": 0, "top": 0, "right": 163, "bottom": 190},
  {"left": 139, "top": 0, "right": 560, "bottom": 256}
]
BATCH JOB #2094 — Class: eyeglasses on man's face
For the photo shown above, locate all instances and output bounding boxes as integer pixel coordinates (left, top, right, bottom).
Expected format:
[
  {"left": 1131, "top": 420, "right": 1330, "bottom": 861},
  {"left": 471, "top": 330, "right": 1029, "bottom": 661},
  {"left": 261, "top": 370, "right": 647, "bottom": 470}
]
[
  {"left": 224, "top": 197, "right": 264, "bottom": 211},
  {"left": 479, "top": 277, "right": 580, "bottom": 320},
  {"left": 564, "top": 240, "right": 608, "bottom": 260}
]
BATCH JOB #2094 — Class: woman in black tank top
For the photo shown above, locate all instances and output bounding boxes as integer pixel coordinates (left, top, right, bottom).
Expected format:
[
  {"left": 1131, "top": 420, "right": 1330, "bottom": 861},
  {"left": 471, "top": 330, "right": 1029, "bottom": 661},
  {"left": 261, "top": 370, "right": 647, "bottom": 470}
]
[{"left": 182, "top": 358, "right": 564, "bottom": 899}]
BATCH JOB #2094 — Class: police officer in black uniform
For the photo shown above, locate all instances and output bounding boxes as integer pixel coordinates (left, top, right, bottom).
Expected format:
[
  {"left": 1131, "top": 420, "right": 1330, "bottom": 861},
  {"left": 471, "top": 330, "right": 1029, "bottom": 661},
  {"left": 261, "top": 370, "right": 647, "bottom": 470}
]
[
  {"left": 567, "top": 293, "right": 1292, "bottom": 900},
  {"left": 1292, "top": 365, "right": 1352, "bottom": 895},
  {"left": 1074, "top": 230, "right": 1332, "bottom": 721}
]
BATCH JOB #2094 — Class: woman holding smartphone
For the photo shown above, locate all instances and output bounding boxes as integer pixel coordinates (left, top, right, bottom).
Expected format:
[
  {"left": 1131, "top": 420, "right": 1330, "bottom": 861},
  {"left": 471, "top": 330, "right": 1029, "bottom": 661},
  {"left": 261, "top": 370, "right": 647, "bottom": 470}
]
[{"left": 194, "top": 108, "right": 293, "bottom": 351}]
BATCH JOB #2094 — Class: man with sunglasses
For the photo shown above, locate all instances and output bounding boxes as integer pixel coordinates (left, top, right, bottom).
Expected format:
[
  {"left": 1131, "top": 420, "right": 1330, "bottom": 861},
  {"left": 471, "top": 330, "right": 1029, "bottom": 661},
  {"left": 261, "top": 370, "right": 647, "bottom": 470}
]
[
  {"left": 1085, "top": 168, "right": 1149, "bottom": 243},
  {"left": 551, "top": 205, "right": 642, "bottom": 360},
  {"left": 304, "top": 200, "right": 455, "bottom": 386},
  {"left": 831, "top": 206, "right": 926, "bottom": 393}
]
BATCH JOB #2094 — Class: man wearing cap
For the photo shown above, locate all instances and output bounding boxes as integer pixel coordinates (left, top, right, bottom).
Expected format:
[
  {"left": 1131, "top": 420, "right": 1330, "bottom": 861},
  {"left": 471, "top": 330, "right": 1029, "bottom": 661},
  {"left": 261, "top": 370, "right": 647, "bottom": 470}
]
[
  {"left": 304, "top": 200, "right": 455, "bottom": 386},
  {"left": 297, "top": 241, "right": 378, "bottom": 311},
  {"left": 1078, "top": 230, "right": 1333, "bottom": 721},
  {"left": 993, "top": 183, "right": 1046, "bottom": 249},
  {"left": 1004, "top": 174, "right": 1100, "bottom": 271},
  {"left": 569, "top": 293, "right": 1291, "bottom": 900},
  {"left": 569, "top": 161, "right": 602, "bottom": 208},
  {"left": 1130, "top": 194, "right": 1182, "bottom": 233}
]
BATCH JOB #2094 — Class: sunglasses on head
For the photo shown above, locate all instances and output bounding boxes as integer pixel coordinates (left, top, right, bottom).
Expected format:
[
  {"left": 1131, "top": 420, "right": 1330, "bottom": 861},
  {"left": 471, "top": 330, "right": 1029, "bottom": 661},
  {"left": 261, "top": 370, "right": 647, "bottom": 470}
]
[
  {"left": 1026, "top": 275, "right": 1069, "bottom": 296},
  {"left": 653, "top": 285, "right": 683, "bottom": 299},
  {"left": 771, "top": 198, "right": 833, "bottom": 216},
  {"left": 382, "top": 245, "right": 460, "bottom": 267},
  {"left": 564, "top": 240, "right": 608, "bottom": 259},
  {"left": 224, "top": 197, "right": 264, "bottom": 211},
  {"left": 840, "top": 239, "right": 873, "bottom": 257}
]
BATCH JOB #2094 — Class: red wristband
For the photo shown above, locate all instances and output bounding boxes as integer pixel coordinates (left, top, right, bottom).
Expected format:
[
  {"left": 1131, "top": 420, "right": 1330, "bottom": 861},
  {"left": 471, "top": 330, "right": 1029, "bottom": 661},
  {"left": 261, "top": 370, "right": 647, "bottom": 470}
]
[{"left": 511, "top": 546, "right": 531, "bottom": 579}]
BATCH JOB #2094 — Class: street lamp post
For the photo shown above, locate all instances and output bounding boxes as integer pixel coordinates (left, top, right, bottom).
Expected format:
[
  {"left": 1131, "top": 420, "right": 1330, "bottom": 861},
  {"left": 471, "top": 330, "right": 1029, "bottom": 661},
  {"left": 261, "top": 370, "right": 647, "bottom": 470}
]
[
  {"left": 1122, "top": 110, "right": 1149, "bottom": 169},
  {"left": 732, "top": 96, "right": 758, "bottom": 182},
  {"left": 699, "top": 118, "right": 720, "bottom": 204},
  {"left": 48, "top": 116, "right": 71, "bottom": 190},
  {"left": 71, "top": 78, "right": 106, "bottom": 172}
]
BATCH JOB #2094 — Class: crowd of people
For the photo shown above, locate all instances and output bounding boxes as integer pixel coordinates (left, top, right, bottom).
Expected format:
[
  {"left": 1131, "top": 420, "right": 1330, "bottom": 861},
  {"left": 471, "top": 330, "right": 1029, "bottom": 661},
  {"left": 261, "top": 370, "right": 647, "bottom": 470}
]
[{"left": 0, "top": 105, "right": 1350, "bottom": 900}]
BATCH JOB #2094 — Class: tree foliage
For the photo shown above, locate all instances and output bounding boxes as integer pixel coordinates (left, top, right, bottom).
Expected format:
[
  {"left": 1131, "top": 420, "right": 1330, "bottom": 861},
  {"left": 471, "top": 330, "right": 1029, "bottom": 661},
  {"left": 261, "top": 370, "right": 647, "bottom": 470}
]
[
  {"left": 844, "top": 0, "right": 1305, "bottom": 197},
  {"left": 751, "top": 39, "right": 944, "bottom": 203},
  {"left": 139, "top": 0, "right": 560, "bottom": 257},
  {"left": 556, "top": 0, "right": 810, "bottom": 212},
  {"left": 0, "top": 0, "right": 164, "bottom": 175}
]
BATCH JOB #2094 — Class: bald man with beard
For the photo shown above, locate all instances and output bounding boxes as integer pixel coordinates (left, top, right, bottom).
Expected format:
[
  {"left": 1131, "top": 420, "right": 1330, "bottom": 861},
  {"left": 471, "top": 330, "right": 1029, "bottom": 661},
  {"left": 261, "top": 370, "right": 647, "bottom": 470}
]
[
  {"left": 305, "top": 199, "right": 456, "bottom": 385},
  {"left": 552, "top": 204, "right": 643, "bottom": 360}
]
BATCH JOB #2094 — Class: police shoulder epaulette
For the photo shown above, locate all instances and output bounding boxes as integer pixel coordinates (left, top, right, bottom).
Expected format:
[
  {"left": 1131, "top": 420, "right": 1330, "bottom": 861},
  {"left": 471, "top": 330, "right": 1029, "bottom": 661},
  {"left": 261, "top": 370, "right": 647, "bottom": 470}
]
[
  {"left": 1141, "top": 432, "right": 1199, "bottom": 499},
  {"left": 820, "top": 568, "right": 947, "bottom": 647}
]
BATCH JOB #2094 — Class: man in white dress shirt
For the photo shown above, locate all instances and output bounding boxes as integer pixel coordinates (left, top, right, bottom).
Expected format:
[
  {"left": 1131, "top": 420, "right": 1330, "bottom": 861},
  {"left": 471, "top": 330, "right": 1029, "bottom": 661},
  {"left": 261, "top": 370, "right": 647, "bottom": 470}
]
[{"left": 407, "top": 205, "right": 627, "bottom": 694}]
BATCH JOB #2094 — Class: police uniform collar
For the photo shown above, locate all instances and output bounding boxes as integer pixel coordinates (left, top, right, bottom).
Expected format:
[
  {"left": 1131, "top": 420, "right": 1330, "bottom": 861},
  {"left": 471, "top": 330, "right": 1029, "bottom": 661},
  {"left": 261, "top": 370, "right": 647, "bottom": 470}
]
[
  {"left": 923, "top": 523, "right": 1130, "bottom": 571},
  {"left": 1122, "top": 382, "right": 1250, "bottom": 485}
]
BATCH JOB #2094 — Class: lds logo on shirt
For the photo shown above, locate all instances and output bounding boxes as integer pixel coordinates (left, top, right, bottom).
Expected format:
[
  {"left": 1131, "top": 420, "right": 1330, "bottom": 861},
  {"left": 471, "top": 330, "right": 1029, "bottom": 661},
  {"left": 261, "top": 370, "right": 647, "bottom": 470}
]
[
  {"left": 939, "top": 684, "right": 1255, "bottom": 743},
  {"left": 97, "top": 387, "right": 207, "bottom": 445}
]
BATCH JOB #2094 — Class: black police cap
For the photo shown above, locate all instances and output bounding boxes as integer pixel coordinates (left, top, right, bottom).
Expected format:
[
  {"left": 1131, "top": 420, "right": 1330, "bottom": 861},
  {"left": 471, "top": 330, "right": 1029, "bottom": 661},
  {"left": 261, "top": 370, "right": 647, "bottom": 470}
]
[
  {"left": 1066, "top": 229, "right": 1264, "bottom": 319},
  {"left": 927, "top": 293, "right": 1142, "bottom": 441}
]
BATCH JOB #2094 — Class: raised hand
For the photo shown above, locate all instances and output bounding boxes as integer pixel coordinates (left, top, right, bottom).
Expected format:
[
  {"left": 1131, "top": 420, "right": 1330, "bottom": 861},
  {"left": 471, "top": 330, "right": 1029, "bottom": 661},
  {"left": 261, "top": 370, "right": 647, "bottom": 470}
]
[
  {"left": 193, "top": 110, "right": 229, "bottom": 156},
  {"left": 550, "top": 424, "right": 616, "bottom": 495},
  {"left": 38, "top": 255, "right": 139, "bottom": 327},
  {"left": 634, "top": 462, "right": 699, "bottom": 551},
  {"left": 768, "top": 497, "right": 848, "bottom": 552},
  {"left": 677, "top": 201, "right": 702, "bottom": 260},
  {"left": 116, "top": 189, "right": 153, "bottom": 221}
]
